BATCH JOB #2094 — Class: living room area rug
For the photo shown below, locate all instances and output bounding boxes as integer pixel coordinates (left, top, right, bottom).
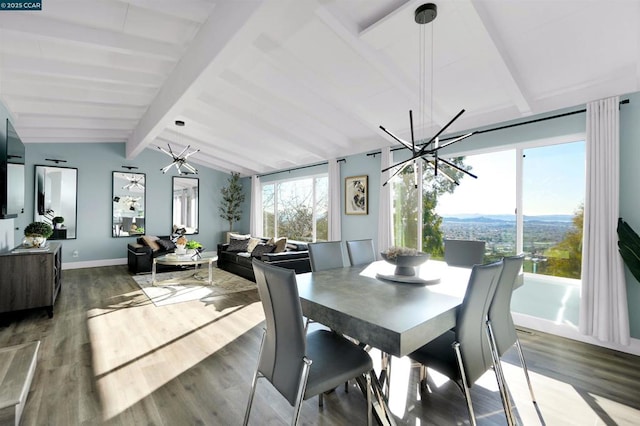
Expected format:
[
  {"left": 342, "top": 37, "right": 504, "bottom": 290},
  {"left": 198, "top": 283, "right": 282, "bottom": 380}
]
[{"left": 132, "top": 267, "right": 256, "bottom": 307}]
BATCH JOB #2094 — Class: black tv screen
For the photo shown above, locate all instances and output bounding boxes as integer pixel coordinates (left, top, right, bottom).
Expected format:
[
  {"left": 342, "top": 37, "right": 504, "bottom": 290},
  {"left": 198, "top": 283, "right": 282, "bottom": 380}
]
[{"left": 1, "top": 119, "right": 25, "bottom": 219}]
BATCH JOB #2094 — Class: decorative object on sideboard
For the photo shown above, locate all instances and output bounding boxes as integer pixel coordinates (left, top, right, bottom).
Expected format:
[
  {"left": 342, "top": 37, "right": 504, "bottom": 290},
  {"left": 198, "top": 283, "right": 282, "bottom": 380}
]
[
  {"left": 219, "top": 172, "right": 245, "bottom": 235},
  {"left": 158, "top": 120, "right": 199, "bottom": 175},
  {"left": 23, "top": 221, "right": 53, "bottom": 248},
  {"left": 379, "top": 3, "right": 477, "bottom": 187}
]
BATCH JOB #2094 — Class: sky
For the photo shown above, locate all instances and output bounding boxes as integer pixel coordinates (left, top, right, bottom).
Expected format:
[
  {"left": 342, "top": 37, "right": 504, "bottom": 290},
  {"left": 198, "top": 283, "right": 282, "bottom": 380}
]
[{"left": 435, "top": 141, "right": 586, "bottom": 217}]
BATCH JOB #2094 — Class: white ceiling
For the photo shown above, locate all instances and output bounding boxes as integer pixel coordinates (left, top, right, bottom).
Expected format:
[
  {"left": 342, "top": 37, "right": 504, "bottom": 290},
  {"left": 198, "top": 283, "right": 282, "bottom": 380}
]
[{"left": 1, "top": 0, "right": 639, "bottom": 176}]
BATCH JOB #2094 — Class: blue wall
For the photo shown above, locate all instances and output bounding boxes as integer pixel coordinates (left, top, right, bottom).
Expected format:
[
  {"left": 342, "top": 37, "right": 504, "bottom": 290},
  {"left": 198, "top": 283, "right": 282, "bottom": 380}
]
[
  {"left": 14, "top": 142, "right": 233, "bottom": 266},
  {"left": 619, "top": 92, "right": 640, "bottom": 338},
  {"left": 2, "top": 92, "right": 640, "bottom": 338},
  {"left": 328, "top": 93, "right": 640, "bottom": 339}
]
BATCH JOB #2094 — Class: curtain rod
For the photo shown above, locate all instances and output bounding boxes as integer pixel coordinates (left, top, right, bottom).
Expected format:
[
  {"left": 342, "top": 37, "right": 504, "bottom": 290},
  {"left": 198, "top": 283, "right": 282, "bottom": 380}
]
[
  {"left": 367, "top": 98, "right": 630, "bottom": 156},
  {"left": 257, "top": 158, "right": 345, "bottom": 178}
]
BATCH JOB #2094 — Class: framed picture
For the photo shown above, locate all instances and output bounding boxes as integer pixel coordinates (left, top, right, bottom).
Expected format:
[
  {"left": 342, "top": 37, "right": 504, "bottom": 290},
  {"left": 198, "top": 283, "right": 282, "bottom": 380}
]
[{"left": 345, "top": 175, "right": 368, "bottom": 215}]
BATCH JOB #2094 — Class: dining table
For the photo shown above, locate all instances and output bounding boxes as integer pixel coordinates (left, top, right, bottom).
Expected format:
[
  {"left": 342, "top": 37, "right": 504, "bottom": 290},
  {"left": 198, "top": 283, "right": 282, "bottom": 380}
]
[{"left": 296, "top": 259, "right": 472, "bottom": 425}]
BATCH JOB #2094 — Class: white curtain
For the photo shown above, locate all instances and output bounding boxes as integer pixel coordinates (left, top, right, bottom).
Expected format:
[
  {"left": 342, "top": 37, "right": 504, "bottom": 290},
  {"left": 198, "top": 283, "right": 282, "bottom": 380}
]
[
  {"left": 328, "top": 159, "right": 341, "bottom": 241},
  {"left": 377, "top": 147, "right": 393, "bottom": 258},
  {"left": 250, "top": 175, "right": 263, "bottom": 237},
  {"left": 580, "top": 96, "right": 630, "bottom": 346}
]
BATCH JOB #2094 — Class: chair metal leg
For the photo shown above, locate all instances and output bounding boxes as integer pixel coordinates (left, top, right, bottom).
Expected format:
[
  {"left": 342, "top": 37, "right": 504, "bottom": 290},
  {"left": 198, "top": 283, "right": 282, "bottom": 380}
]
[
  {"left": 291, "top": 357, "right": 312, "bottom": 426},
  {"left": 366, "top": 371, "right": 372, "bottom": 426},
  {"left": 515, "top": 339, "right": 537, "bottom": 403},
  {"left": 243, "top": 330, "right": 267, "bottom": 426},
  {"left": 453, "top": 342, "right": 477, "bottom": 426},
  {"left": 486, "top": 320, "right": 516, "bottom": 426}
]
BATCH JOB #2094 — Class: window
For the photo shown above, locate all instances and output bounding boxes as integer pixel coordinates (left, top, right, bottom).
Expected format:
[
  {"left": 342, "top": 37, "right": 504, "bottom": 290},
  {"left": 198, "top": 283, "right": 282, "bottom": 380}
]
[
  {"left": 392, "top": 139, "right": 585, "bottom": 279},
  {"left": 261, "top": 175, "right": 328, "bottom": 242},
  {"left": 521, "top": 142, "right": 585, "bottom": 278},
  {"left": 436, "top": 150, "right": 517, "bottom": 262}
]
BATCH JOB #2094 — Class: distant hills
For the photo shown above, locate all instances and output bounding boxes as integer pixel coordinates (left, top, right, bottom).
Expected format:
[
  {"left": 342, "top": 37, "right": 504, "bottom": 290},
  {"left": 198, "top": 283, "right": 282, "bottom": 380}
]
[{"left": 442, "top": 214, "right": 573, "bottom": 223}]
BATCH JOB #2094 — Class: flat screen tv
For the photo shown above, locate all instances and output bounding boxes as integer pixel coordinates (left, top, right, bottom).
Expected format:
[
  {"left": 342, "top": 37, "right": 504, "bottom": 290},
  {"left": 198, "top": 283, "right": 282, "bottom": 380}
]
[{"left": 0, "top": 119, "right": 25, "bottom": 219}]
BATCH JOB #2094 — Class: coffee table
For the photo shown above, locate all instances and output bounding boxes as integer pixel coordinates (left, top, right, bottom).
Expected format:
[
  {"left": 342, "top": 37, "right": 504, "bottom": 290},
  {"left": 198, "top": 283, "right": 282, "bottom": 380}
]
[{"left": 152, "top": 251, "right": 218, "bottom": 285}]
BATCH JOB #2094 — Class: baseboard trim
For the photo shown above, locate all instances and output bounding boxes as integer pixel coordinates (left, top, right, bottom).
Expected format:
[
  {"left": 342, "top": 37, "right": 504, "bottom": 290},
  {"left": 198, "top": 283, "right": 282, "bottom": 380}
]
[
  {"left": 62, "top": 258, "right": 127, "bottom": 270},
  {"left": 513, "top": 312, "right": 640, "bottom": 356}
]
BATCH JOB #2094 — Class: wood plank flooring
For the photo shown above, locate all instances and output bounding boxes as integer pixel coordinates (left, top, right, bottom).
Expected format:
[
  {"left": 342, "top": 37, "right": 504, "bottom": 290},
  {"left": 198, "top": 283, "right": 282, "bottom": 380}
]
[{"left": 1, "top": 265, "right": 639, "bottom": 425}]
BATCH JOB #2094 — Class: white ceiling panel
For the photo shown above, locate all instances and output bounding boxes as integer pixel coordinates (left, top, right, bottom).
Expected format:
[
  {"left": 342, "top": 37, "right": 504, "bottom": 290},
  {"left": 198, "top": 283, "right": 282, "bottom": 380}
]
[{"left": 0, "top": 0, "right": 638, "bottom": 174}]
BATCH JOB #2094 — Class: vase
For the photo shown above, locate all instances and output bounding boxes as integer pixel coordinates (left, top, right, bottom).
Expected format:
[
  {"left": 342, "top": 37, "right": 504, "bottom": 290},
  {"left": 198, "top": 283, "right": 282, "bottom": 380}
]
[
  {"left": 380, "top": 252, "right": 430, "bottom": 276},
  {"left": 175, "top": 244, "right": 186, "bottom": 255},
  {"left": 24, "top": 236, "right": 47, "bottom": 248}
]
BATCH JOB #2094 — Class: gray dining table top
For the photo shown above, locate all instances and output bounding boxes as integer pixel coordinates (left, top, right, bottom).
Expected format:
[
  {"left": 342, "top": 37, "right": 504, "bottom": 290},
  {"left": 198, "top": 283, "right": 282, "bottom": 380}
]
[{"left": 297, "top": 260, "right": 471, "bottom": 357}]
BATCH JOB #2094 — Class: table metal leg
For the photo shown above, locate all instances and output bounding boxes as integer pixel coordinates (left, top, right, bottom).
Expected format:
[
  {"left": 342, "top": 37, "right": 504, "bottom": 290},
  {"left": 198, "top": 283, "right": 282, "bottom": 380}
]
[
  {"left": 208, "top": 259, "right": 213, "bottom": 284},
  {"left": 152, "top": 259, "right": 157, "bottom": 285},
  {"left": 356, "top": 369, "right": 397, "bottom": 426},
  {"left": 379, "top": 352, "right": 392, "bottom": 398}
]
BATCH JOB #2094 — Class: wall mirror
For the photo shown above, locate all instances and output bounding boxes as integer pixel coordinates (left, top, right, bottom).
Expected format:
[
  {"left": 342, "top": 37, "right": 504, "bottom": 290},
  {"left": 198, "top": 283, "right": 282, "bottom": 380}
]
[
  {"left": 34, "top": 165, "right": 78, "bottom": 239},
  {"left": 112, "top": 171, "right": 145, "bottom": 237},
  {"left": 172, "top": 176, "right": 199, "bottom": 235}
]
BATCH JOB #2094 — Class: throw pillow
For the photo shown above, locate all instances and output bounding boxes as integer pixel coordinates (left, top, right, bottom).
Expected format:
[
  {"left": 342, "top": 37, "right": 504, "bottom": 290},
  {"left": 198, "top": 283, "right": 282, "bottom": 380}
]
[
  {"left": 156, "top": 238, "right": 176, "bottom": 251},
  {"left": 229, "top": 232, "right": 251, "bottom": 240},
  {"left": 247, "top": 237, "right": 261, "bottom": 253},
  {"left": 141, "top": 235, "right": 160, "bottom": 252},
  {"left": 227, "top": 237, "right": 250, "bottom": 252},
  {"left": 267, "top": 237, "right": 288, "bottom": 253},
  {"left": 251, "top": 243, "right": 276, "bottom": 257}
]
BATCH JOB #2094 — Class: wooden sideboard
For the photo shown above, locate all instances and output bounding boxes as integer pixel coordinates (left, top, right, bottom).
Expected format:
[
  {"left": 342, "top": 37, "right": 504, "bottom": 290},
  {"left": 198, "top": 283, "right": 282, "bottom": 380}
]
[{"left": 0, "top": 242, "right": 62, "bottom": 318}]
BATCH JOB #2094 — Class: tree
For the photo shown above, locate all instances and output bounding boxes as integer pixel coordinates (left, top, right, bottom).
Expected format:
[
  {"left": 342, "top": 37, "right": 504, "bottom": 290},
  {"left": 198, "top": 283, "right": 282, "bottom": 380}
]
[
  {"left": 542, "top": 204, "right": 583, "bottom": 279},
  {"left": 393, "top": 157, "right": 471, "bottom": 256},
  {"left": 219, "top": 172, "right": 245, "bottom": 232}
]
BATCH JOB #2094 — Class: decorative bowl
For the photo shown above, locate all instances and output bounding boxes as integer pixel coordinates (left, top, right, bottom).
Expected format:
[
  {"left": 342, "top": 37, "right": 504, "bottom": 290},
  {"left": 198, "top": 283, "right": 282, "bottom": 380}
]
[{"left": 381, "top": 252, "right": 430, "bottom": 276}]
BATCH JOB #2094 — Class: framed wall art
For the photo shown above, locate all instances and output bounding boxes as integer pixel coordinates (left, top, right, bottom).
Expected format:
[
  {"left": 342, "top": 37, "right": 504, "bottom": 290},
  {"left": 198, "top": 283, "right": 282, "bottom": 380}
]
[{"left": 345, "top": 175, "right": 368, "bottom": 215}]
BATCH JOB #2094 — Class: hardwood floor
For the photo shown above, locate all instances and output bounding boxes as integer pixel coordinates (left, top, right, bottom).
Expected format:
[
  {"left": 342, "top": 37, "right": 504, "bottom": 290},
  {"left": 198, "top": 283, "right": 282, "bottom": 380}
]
[{"left": 1, "top": 265, "right": 639, "bottom": 425}]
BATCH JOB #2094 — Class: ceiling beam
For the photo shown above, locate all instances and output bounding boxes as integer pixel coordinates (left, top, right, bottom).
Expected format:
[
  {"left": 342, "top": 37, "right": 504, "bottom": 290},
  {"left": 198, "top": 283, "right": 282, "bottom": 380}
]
[
  {"left": 126, "top": 0, "right": 282, "bottom": 160},
  {"left": 469, "top": 0, "right": 532, "bottom": 115},
  {"left": 0, "top": 15, "right": 182, "bottom": 60}
]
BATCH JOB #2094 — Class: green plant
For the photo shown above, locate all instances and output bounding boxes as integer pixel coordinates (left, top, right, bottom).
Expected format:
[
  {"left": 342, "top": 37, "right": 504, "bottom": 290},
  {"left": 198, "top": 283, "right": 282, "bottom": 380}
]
[
  {"left": 24, "top": 221, "right": 53, "bottom": 238},
  {"left": 618, "top": 218, "right": 640, "bottom": 284},
  {"left": 52, "top": 216, "right": 64, "bottom": 224},
  {"left": 186, "top": 240, "right": 202, "bottom": 250},
  {"left": 219, "top": 172, "right": 245, "bottom": 232}
]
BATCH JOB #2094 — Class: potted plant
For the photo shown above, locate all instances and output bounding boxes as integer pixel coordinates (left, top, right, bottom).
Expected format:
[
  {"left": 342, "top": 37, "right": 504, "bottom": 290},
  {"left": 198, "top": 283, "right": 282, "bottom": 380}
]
[
  {"left": 219, "top": 172, "right": 245, "bottom": 240},
  {"left": 52, "top": 216, "right": 65, "bottom": 229},
  {"left": 24, "top": 221, "right": 53, "bottom": 248},
  {"left": 186, "top": 240, "right": 203, "bottom": 251}
]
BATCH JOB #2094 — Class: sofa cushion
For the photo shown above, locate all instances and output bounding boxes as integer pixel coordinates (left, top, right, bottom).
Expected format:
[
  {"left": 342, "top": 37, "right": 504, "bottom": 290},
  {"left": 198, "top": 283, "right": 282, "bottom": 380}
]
[
  {"left": 156, "top": 238, "right": 176, "bottom": 251},
  {"left": 286, "top": 240, "right": 309, "bottom": 251},
  {"left": 267, "top": 237, "right": 287, "bottom": 253},
  {"left": 247, "top": 237, "right": 262, "bottom": 253},
  {"left": 229, "top": 232, "right": 251, "bottom": 240},
  {"left": 251, "top": 243, "right": 276, "bottom": 258},
  {"left": 227, "top": 237, "right": 250, "bottom": 252},
  {"left": 141, "top": 235, "right": 161, "bottom": 251}
]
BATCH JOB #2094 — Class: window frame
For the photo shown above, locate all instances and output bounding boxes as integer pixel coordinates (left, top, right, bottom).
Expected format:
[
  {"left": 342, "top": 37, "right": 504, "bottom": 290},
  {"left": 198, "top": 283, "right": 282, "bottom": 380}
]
[{"left": 260, "top": 172, "right": 328, "bottom": 242}]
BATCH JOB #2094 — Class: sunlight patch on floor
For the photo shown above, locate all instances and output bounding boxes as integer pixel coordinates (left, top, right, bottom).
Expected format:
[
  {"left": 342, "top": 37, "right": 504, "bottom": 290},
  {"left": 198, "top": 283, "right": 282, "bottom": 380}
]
[
  {"left": 86, "top": 297, "right": 264, "bottom": 421},
  {"left": 500, "top": 361, "right": 636, "bottom": 425}
]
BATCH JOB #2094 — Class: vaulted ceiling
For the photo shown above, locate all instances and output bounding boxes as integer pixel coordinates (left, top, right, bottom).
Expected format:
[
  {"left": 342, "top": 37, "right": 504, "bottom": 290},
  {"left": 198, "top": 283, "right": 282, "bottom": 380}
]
[{"left": 1, "top": 0, "right": 639, "bottom": 176}]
